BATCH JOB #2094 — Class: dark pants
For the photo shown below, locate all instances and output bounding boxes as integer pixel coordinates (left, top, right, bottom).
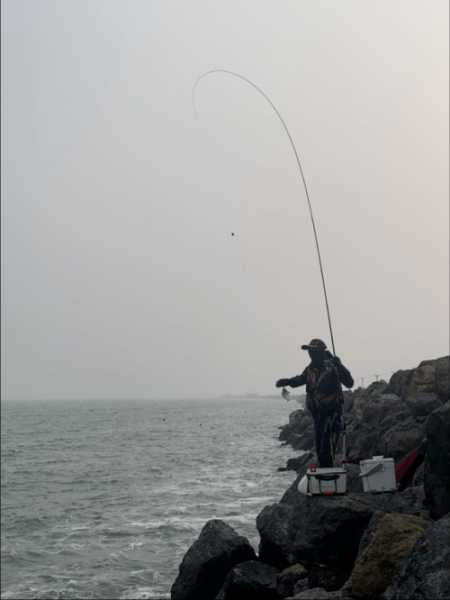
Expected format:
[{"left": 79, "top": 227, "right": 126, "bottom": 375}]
[{"left": 313, "top": 409, "right": 341, "bottom": 468}]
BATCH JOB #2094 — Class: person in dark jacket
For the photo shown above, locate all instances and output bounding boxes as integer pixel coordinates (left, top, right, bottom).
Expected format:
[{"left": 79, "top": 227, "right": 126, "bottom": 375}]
[{"left": 276, "top": 338, "right": 354, "bottom": 467}]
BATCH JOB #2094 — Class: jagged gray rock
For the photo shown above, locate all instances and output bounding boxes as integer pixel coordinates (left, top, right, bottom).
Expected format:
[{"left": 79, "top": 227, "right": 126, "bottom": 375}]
[
  {"left": 344, "top": 511, "right": 428, "bottom": 599},
  {"left": 257, "top": 494, "right": 375, "bottom": 569},
  {"left": 216, "top": 560, "right": 279, "bottom": 600},
  {"left": 170, "top": 519, "right": 256, "bottom": 600},
  {"left": 383, "top": 514, "right": 450, "bottom": 600},
  {"left": 424, "top": 402, "right": 450, "bottom": 519}
]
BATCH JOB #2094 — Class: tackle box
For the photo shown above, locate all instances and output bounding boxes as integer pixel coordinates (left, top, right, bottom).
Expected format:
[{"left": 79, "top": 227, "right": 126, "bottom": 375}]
[
  {"left": 359, "top": 456, "right": 396, "bottom": 492},
  {"left": 305, "top": 466, "right": 347, "bottom": 496}
]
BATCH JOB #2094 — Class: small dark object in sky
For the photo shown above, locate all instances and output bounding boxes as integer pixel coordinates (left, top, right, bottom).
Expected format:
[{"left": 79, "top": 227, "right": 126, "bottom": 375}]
[{"left": 231, "top": 232, "right": 235, "bottom": 236}]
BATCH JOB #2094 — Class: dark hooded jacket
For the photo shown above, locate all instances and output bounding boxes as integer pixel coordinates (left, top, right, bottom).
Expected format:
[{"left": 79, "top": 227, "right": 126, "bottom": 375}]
[{"left": 283, "top": 354, "right": 353, "bottom": 415}]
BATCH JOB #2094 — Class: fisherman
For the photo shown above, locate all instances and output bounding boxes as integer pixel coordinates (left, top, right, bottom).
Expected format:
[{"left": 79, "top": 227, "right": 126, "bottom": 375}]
[{"left": 276, "top": 338, "right": 354, "bottom": 468}]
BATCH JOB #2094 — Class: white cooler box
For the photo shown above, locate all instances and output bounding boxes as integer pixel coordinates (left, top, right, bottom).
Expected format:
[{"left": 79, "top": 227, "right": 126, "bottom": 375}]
[
  {"left": 305, "top": 467, "right": 347, "bottom": 496},
  {"left": 359, "top": 456, "right": 396, "bottom": 492}
]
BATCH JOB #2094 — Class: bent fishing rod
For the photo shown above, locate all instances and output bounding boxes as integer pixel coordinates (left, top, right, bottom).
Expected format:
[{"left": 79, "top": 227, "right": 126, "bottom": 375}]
[{"left": 192, "top": 69, "right": 337, "bottom": 356}]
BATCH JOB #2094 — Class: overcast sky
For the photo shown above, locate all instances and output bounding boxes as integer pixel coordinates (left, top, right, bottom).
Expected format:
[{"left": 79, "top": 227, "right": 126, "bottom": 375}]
[{"left": 2, "top": 1, "right": 448, "bottom": 401}]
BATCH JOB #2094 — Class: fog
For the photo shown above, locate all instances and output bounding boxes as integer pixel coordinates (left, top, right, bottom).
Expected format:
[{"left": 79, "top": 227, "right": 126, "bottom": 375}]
[{"left": 2, "top": 0, "right": 448, "bottom": 400}]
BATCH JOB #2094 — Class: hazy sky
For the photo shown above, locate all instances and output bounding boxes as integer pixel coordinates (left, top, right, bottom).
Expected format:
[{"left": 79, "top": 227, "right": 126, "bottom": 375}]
[{"left": 2, "top": 1, "right": 448, "bottom": 400}]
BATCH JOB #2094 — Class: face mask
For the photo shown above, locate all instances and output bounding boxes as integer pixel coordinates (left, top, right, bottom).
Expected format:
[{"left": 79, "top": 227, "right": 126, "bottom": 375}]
[{"left": 308, "top": 349, "right": 324, "bottom": 365}]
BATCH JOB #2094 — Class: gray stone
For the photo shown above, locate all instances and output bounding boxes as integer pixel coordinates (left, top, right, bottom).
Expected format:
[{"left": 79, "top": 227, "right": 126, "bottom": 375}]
[
  {"left": 424, "top": 402, "right": 450, "bottom": 519},
  {"left": 383, "top": 514, "right": 450, "bottom": 600},
  {"left": 405, "top": 391, "right": 442, "bottom": 418},
  {"left": 286, "top": 452, "right": 314, "bottom": 473},
  {"left": 383, "top": 420, "right": 424, "bottom": 461},
  {"left": 170, "top": 519, "right": 256, "bottom": 600},
  {"left": 216, "top": 560, "right": 279, "bottom": 600},
  {"left": 434, "top": 355, "right": 450, "bottom": 401},
  {"left": 385, "top": 369, "right": 414, "bottom": 399},
  {"left": 277, "top": 564, "right": 308, "bottom": 598},
  {"left": 345, "top": 511, "right": 427, "bottom": 599},
  {"left": 257, "top": 494, "right": 375, "bottom": 569}
]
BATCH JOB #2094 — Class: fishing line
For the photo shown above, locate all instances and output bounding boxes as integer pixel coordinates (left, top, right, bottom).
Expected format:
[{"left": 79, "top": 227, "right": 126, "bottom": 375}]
[{"left": 192, "top": 68, "right": 336, "bottom": 355}]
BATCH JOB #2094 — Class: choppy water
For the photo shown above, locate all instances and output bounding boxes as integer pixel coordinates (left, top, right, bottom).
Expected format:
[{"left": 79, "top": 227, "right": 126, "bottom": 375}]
[{"left": 1, "top": 398, "right": 297, "bottom": 599}]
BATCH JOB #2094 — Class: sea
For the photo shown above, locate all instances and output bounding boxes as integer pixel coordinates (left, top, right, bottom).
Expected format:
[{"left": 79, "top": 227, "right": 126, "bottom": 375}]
[{"left": 1, "top": 397, "right": 299, "bottom": 599}]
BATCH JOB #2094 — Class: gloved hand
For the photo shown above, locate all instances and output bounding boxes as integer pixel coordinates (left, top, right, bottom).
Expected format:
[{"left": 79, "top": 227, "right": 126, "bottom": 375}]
[{"left": 276, "top": 378, "right": 290, "bottom": 388}]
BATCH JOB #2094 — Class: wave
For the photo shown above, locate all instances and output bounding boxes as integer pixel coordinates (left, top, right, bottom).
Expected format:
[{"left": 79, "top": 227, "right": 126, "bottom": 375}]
[{"left": 120, "top": 588, "right": 170, "bottom": 600}]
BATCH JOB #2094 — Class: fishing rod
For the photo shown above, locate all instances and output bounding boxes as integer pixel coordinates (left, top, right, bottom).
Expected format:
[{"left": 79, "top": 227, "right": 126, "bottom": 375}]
[{"left": 192, "top": 68, "right": 336, "bottom": 356}]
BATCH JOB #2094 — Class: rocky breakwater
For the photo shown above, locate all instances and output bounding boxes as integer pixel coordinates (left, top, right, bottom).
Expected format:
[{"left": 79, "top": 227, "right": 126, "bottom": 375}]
[{"left": 170, "top": 356, "right": 449, "bottom": 600}]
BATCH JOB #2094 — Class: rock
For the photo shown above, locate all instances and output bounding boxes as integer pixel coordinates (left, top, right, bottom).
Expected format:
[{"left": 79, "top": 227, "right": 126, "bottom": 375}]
[
  {"left": 346, "top": 425, "right": 380, "bottom": 463},
  {"left": 276, "top": 564, "right": 308, "bottom": 598},
  {"left": 345, "top": 511, "right": 428, "bottom": 599},
  {"left": 257, "top": 481, "right": 431, "bottom": 573},
  {"left": 434, "top": 355, "right": 450, "bottom": 401},
  {"left": 411, "top": 462, "right": 424, "bottom": 487},
  {"left": 385, "top": 369, "right": 414, "bottom": 399},
  {"left": 424, "top": 402, "right": 450, "bottom": 519},
  {"left": 292, "top": 577, "right": 310, "bottom": 595},
  {"left": 307, "top": 564, "right": 352, "bottom": 592},
  {"left": 383, "top": 514, "right": 450, "bottom": 600},
  {"left": 405, "top": 391, "right": 442, "bottom": 418},
  {"left": 361, "top": 394, "right": 401, "bottom": 425},
  {"left": 383, "top": 420, "right": 424, "bottom": 460},
  {"left": 257, "top": 495, "right": 375, "bottom": 569},
  {"left": 216, "top": 560, "right": 279, "bottom": 600},
  {"left": 170, "top": 519, "right": 256, "bottom": 600},
  {"left": 407, "top": 362, "right": 436, "bottom": 395},
  {"left": 279, "top": 410, "right": 313, "bottom": 443},
  {"left": 286, "top": 453, "right": 314, "bottom": 473},
  {"left": 403, "top": 356, "right": 449, "bottom": 402},
  {"left": 388, "top": 486, "right": 427, "bottom": 517},
  {"left": 256, "top": 503, "right": 297, "bottom": 568}
]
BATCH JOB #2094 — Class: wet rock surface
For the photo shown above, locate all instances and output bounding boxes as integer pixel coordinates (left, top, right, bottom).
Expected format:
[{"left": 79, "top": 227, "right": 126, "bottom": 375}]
[
  {"left": 216, "top": 560, "right": 279, "bottom": 600},
  {"left": 344, "top": 511, "right": 428, "bottom": 599},
  {"left": 170, "top": 519, "right": 255, "bottom": 600},
  {"left": 383, "top": 514, "right": 450, "bottom": 600},
  {"left": 424, "top": 401, "right": 450, "bottom": 518},
  {"left": 276, "top": 564, "right": 308, "bottom": 598}
]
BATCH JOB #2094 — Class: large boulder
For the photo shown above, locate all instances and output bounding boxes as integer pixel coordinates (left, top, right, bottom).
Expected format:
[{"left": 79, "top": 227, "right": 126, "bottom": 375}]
[
  {"left": 216, "top": 560, "right": 279, "bottom": 600},
  {"left": 385, "top": 369, "right": 414, "bottom": 398},
  {"left": 382, "top": 419, "right": 424, "bottom": 460},
  {"left": 406, "top": 356, "right": 450, "bottom": 402},
  {"left": 279, "top": 410, "right": 313, "bottom": 443},
  {"left": 170, "top": 520, "right": 256, "bottom": 600},
  {"left": 257, "top": 480, "right": 429, "bottom": 574},
  {"left": 424, "top": 402, "right": 450, "bottom": 519},
  {"left": 383, "top": 514, "right": 450, "bottom": 600},
  {"left": 286, "top": 452, "right": 314, "bottom": 473},
  {"left": 434, "top": 355, "right": 450, "bottom": 400},
  {"left": 257, "top": 494, "right": 375, "bottom": 569},
  {"left": 405, "top": 391, "right": 442, "bottom": 418},
  {"left": 344, "top": 511, "right": 428, "bottom": 599}
]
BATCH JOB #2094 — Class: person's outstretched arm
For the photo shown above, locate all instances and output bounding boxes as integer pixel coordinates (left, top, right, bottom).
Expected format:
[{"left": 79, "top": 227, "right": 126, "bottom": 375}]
[{"left": 275, "top": 368, "right": 307, "bottom": 389}]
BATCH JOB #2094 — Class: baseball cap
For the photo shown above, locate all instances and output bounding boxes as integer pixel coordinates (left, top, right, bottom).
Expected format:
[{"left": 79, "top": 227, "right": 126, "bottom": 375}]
[{"left": 301, "top": 338, "right": 327, "bottom": 351}]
